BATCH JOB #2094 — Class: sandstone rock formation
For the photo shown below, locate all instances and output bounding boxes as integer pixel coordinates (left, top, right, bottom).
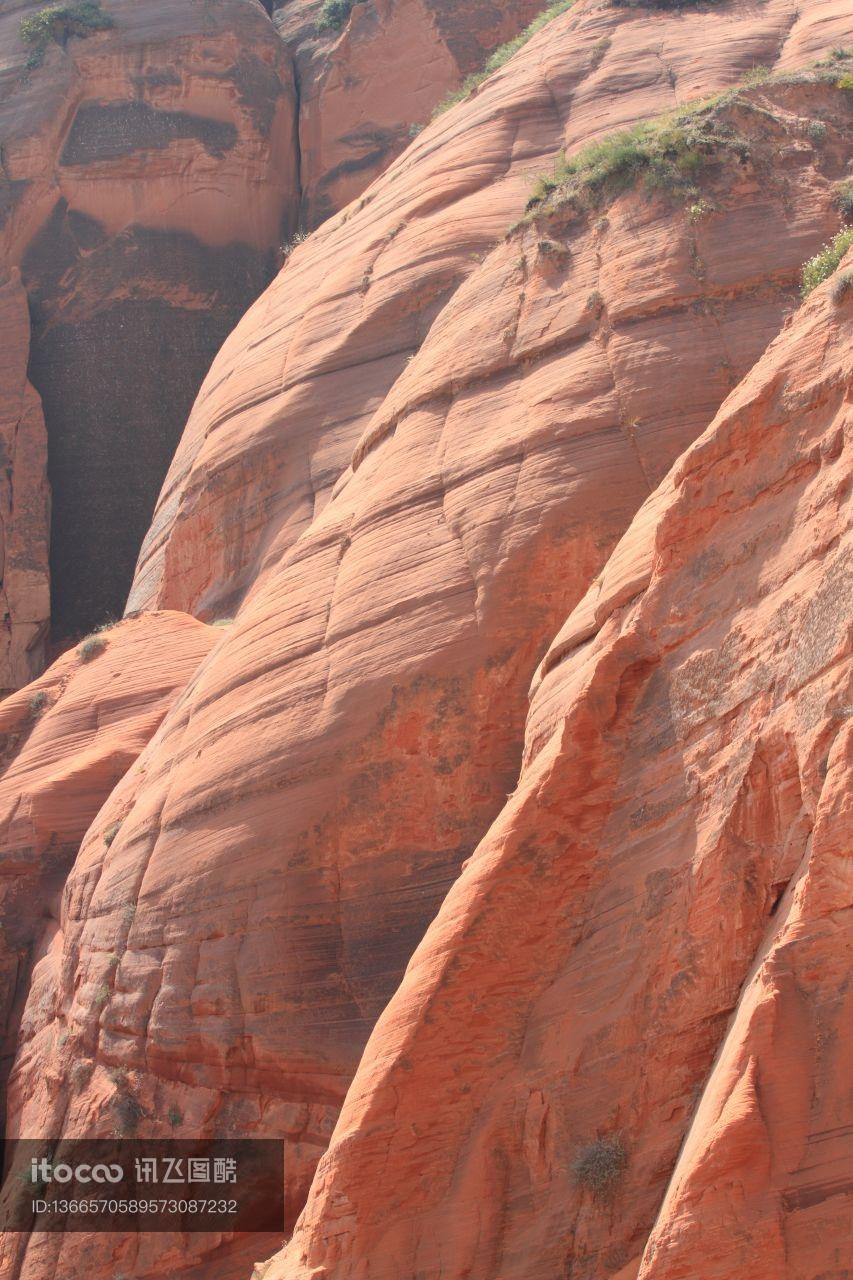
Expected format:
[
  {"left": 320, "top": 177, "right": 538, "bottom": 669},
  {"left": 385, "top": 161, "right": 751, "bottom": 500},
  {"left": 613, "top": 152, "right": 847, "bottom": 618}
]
[
  {"left": 275, "top": 0, "right": 545, "bottom": 228},
  {"left": 273, "top": 240, "right": 852, "bottom": 1280},
  {"left": 130, "top": 0, "right": 851, "bottom": 621},
  {"left": 0, "top": 0, "right": 849, "bottom": 1278},
  {"left": 0, "top": 0, "right": 552, "bottom": 694},
  {"left": 0, "top": 612, "right": 215, "bottom": 1120},
  {"left": 0, "top": 0, "right": 297, "bottom": 684}
]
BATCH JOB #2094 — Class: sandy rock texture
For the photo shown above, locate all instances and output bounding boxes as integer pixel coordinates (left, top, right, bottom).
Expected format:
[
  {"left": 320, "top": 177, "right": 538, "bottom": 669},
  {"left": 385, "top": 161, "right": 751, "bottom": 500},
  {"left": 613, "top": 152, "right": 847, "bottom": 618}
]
[
  {"left": 0, "top": 1, "right": 849, "bottom": 1278},
  {"left": 273, "top": 247, "right": 852, "bottom": 1280},
  {"left": 275, "top": 0, "right": 545, "bottom": 228},
  {"left": 0, "top": 0, "right": 297, "bottom": 680},
  {"left": 130, "top": 0, "right": 851, "bottom": 621},
  {"left": 4, "top": 0, "right": 844, "bottom": 1260},
  {"left": 0, "top": 612, "right": 215, "bottom": 1120}
]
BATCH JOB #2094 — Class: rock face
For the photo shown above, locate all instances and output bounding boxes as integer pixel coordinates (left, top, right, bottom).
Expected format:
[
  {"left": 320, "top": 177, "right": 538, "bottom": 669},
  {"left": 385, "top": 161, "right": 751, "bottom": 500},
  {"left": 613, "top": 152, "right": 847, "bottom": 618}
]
[
  {"left": 273, "top": 248, "right": 852, "bottom": 1280},
  {"left": 275, "top": 0, "right": 545, "bottom": 228},
  {"left": 0, "top": 1, "right": 850, "bottom": 1278},
  {"left": 0, "top": 0, "right": 562, "bottom": 693},
  {"left": 0, "top": 272, "right": 48, "bottom": 695},
  {"left": 129, "top": 0, "right": 851, "bottom": 621},
  {"left": 0, "top": 612, "right": 216, "bottom": 1123},
  {"left": 0, "top": 0, "right": 298, "bottom": 681}
]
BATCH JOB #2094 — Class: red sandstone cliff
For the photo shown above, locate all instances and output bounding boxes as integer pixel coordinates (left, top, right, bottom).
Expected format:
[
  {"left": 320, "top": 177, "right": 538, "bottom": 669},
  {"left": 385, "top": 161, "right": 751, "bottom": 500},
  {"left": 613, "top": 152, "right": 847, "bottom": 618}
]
[
  {"left": 0, "top": 1, "right": 849, "bottom": 1278},
  {"left": 0, "top": 613, "right": 216, "bottom": 1117},
  {"left": 0, "top": 0, "right": 297, "bottom": 686},
  {"left": 0, "top": 0, "right": 543, "bottom": 693},
  {"left": 275, "top": 0, "right": 545, "bottom": 227},
  {"left": 273, "top": 234, "right": 853, "bottom": 1280}
]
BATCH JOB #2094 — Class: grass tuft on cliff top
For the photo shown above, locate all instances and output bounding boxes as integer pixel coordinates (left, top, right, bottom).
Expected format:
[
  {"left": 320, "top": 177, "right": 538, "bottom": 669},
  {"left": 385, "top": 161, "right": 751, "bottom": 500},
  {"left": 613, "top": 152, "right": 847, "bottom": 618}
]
[
  {"left": 610, "top": 0, "right": 726, "bottom": 8},
  {"left": 801, "top": 228, "right": 853, "bottom": 298},
  {"left": 19, "top": 1, "right": 113, "bottom": 68},
  {"left": 525, "top": 102, "right": 750, "bottom": 215},
  {"left": 432, "top": 0, "right": 576, "bottom": 118},
  {"left": 520, "top": 55, "right": 853, "bottom": 227}
]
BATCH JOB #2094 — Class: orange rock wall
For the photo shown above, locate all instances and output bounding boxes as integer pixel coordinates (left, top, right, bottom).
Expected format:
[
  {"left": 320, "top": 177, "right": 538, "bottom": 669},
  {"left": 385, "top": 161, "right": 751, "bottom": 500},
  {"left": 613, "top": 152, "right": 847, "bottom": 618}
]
[
  {"left": 0, "top": 2, "right": 849, "bottom": 1278},
  {"left": 0, "top": 611, "right": 215, "bottom": 1121},
  {"left": 274, "top": 245, "right": 852, "bottom": 1280},
  {"left": 0, "top": 0, "right": 297, "bottom": 676},
  {"left": 276, "top": 0, "right": 545, "bottom": 228}
]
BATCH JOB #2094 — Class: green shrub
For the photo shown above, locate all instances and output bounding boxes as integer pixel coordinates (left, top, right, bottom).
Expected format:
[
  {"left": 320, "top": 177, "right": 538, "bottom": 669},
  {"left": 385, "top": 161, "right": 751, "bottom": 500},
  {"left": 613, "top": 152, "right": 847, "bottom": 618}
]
[
  {"left": 103, "top": 819, "right": 122, "bottom": 847},
  {"left": 167, "top": 1104, "right": 183, "bottom": 1128},
  {"left": 281, "top": 229, "right": 308, "bottom": 258},
  {"left": 572, "top": 1135, "right": 627, "bottom": 1195},
  {"left": 112, "top": 1092, "right": 142, "bottom": 1136},
  {"left": 527, "top": 105, "right": 748, "bottom": 215},
  {"left": 433, "top": 0, "right": 575, "bottom": 117},
  {"left": 316, "top": 0, "right": 353, "bottom": 33},
  {"left": 20, "top": 2, "right": 114, "bottom": 68},
  {"left": 69, "top": 1059, "right": 91, "bottom": 1089},
  {"left": 78, "top": 634, "right": 107, "bottom": 662},
  {"left": 801, "top": 228, "right": 853, "bottom": 297},
  {"left": 688, "top": 197, "right": 714, "bottom": 221},
  {"left": 28, "top": 690, "right": 48, "bottom": 718}
]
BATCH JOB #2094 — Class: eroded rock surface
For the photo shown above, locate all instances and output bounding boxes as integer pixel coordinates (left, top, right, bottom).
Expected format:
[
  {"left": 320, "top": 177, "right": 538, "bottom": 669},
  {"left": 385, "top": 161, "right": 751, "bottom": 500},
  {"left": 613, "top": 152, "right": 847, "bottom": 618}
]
[
  {"left": 273, "top": 245, "right": 852, "bottom": 1280},
  {"left": 0, "top": 611, "right": 216, "bottom": 1124},
  {"left": 0, "top": 2, "right": 849, "bottom": 1278},
  {"left": 130, "top": 0, "right": 851, "bottom": 620},
  {"left": 0, "top": 0, "right": 297, "bottom": 676},
  {"left": 275, "top": 0, "right": 545, "bottom": 228}
]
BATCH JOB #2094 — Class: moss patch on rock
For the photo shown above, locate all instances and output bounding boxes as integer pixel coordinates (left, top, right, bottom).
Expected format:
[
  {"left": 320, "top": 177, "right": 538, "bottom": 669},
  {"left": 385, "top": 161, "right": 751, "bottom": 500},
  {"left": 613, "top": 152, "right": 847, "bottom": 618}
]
[{"left": 20, "top": 2, "right": 114, "bottom": 69}]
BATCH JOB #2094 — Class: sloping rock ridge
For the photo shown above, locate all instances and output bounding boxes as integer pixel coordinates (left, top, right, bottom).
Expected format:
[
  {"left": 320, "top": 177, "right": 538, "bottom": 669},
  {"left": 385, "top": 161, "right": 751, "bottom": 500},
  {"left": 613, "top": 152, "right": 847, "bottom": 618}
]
[
  {"left": 0, "top": 0, "right": 545, "bottom": 692},
  {"left": 0, "top": 0, "right": 849, "bottom": 1279},
  {"left": 274, "top": 0, "right": 547, "bottom": 228},
  {"left": 274, "top": 236, "right": 853, "bottom": 1280}
]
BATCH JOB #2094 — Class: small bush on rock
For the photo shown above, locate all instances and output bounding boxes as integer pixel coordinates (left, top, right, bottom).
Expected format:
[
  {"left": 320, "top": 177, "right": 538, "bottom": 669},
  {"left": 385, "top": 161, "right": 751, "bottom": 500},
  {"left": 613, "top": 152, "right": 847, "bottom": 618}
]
[
  {"left": 316, "top": 0, "right": 353, "bottom": 33},
  {"left": 572, "top": 1135, "right": 627, "bottom": 1195},
  {"left": 78, "top": 634, "right": 107, "bottom": 662},
  {"left": 834, "top": 179, "right": 853, "bottom": 224},
  {"left": 20, "top": 2, "right": 114, "bottom": 68},
  {"left": 113, "top": 1092, "right": 143, "bottom": 1136},
  {"left": 28, "top": 690, "right": 48, "bottom": 718},
  {"left": 831, "top": 271, "right": 853, "bottom": 303}
]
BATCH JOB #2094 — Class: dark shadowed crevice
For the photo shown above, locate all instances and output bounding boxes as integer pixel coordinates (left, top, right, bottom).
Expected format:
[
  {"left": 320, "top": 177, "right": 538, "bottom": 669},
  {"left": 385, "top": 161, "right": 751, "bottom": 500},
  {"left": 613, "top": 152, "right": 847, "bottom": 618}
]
[{"left": 22, "top": 202, "right": 277, "bottom": 640}]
